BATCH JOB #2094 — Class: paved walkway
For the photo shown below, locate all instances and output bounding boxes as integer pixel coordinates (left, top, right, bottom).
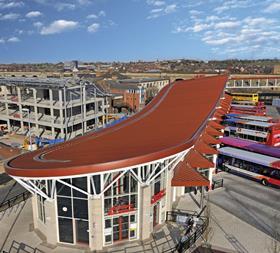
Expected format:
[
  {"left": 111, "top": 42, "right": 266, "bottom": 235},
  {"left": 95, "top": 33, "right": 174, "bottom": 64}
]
[
  {"left": 100, "top": 224, "right": 178, "bottom": 253},
  {"left": 0, "top": 187, "right": 278, "bottom": 253},
  {"left": 0, "top": 199, "right": 180, "bottom": 253},
  {"left": 175, "top": 190, "right": 278, "bottom": 253}
]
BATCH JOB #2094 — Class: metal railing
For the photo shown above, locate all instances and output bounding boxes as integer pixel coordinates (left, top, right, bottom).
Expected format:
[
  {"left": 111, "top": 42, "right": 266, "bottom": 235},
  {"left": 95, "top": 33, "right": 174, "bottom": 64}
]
[
  {"left": 0, "top": 191, "right": 31, "bottom": 213},
  {"left": 163, "top": 209, "right": 209, "bottom": 253},
  {"left": 3, "top": 240, "right": 44, "bottom": 253}
]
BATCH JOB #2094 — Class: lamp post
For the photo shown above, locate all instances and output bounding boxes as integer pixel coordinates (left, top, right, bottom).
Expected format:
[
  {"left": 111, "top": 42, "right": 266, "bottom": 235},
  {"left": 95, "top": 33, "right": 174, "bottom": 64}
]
[{"left": 22, "top": 108, "right": 32, "bottom": 151}]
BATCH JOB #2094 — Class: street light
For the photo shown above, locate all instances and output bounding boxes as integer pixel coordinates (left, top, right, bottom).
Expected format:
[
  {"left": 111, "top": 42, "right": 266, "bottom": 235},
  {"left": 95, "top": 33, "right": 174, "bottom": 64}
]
[{"left": 22, "top": 108, "right": 32, "bottom": 151}]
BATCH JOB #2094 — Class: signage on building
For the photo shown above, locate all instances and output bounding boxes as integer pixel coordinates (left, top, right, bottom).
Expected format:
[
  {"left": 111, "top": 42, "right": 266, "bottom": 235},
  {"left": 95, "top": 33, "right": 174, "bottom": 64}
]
[
  {"left": 151, "top": 189, "right": 166, "bottom": 204},
  {"left": 108, "top": 204, "right": 135, "bottom": 215}
]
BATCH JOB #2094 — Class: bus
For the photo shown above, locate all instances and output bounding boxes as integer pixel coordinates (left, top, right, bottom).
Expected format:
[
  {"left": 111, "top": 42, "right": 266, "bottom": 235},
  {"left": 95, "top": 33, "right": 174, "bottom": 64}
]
[
  {"left": 223, "top": 114, "right": 280, "bottom": 146},
  {"left": 220, "top": 136, "right": 280, "bottom": 159},
  {"left": 231, "top": 93, "right": 259, "bottom": 103},
  {"left": 231, "top": 100, "right": 258, "bottom": 106},
  {"left": 225, "top": 113, "right": 273, "bottom": 123},
  {"left": 229, "top": 102, "right": 266, "bottom": 116},
  {"left": 217, "top": 146, "right": 280, "bottom": 187}
]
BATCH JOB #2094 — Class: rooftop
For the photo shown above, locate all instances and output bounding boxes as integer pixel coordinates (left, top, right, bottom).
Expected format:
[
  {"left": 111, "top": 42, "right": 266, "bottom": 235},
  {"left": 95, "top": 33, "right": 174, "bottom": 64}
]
[
  {"left": 0, "top": 76, "right": 79, "bottom": 88},
  {"left": 5, "top": 75, "right": 228, "bottom": 178},
  {"left": 119, "top": 77, "right": 169, "bottom": 83}
]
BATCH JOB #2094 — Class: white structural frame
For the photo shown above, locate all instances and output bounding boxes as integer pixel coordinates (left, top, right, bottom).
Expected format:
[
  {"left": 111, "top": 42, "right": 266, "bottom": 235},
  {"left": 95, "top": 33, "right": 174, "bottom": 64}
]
[{"left": 12, "top": 148, "right": 191, "bottom": 201}]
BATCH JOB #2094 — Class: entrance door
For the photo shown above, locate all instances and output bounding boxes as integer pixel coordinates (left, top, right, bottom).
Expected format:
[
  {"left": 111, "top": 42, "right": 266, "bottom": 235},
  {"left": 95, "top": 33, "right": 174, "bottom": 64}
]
[
  {"left": 76, "top": 220, "right": 89, "bottom": 244},
  {"left": 113, "top": 215, "right": 129, "bottom": 242},
  {"left": 153, "top": 203, "right": 159, "bottom": 227}
]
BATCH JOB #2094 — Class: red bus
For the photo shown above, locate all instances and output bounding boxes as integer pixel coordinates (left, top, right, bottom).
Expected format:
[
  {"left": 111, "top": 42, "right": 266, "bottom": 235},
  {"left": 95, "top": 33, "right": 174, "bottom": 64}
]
[
  {"left": 229, "top": 102, "right": 266, "bottom": 116},
  {"left": 217, "top": 146, "right": 280, "bottom": 187},
  {"left": 221, "top": 137, "right": 280, "bottom": 159},
  {"left": 223, "top": 114, "right": 280, "bottom": 146}
]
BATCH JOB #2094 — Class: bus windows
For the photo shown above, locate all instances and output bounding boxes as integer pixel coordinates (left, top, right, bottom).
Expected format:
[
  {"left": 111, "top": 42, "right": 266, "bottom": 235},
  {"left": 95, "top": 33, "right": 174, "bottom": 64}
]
[
  {"left": 270, "top": 170, "right": 280, "bottom": 180},
  {"left": 248, "top": 124, "right": 255, "bottom": 130},
  {"left": 256, "top": 126, "right": 264, "bottom": 131}
]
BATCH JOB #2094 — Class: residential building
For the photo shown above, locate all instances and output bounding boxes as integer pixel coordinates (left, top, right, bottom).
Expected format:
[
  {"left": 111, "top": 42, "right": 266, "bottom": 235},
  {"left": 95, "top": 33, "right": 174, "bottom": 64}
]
[{"left": 110, "top": 78, "right": 170, "bottom": 111}]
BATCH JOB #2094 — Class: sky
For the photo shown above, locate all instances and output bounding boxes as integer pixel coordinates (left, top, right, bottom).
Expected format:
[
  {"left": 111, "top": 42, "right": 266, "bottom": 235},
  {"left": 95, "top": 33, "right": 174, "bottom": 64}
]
[{"left": 0, "top": 0, "right": 280, "bottom": 63}]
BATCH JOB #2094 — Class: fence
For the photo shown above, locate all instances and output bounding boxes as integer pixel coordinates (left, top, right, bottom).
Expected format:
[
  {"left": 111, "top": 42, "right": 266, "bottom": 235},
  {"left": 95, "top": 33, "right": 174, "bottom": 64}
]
[
  {"left": 0, "top": 191, "right": 31, "bottom": 213},
  {"left": 163, "top": 210, "right": 209, "bottom": 253},
  {"left": 3, "top": 240, "right": 44, "bottom": 253}
]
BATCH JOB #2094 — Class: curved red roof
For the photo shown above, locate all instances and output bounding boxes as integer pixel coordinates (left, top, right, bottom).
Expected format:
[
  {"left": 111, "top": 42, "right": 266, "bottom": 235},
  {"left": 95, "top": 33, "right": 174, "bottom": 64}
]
[{"left": 5, "top": 75, "right": 228, "bottom": 178}]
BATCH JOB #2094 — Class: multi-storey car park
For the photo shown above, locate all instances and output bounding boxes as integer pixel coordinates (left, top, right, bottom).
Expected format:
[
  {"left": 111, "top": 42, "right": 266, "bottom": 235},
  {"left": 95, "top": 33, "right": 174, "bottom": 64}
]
[
  {"left": 5, "top": 75, "right": 230, "bottom": 251},
  {"left": 0, "top": 77, "right": 109, "bottom": 140}
]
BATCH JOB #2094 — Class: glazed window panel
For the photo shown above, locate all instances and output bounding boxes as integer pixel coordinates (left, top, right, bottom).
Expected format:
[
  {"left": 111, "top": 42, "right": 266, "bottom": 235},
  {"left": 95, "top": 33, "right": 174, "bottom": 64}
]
[
  {"left": 91, "top": 175, "right": 101, "bottom": 194},
  {"left": 104, "top": 214, "right": 138, "bottom": 243},
  {"left": 76, "top": 220, "right": 89, "bottom": 244},
  {"left": 130, "top": 214, "right": 136, "bottom": 223},
  {"left": 56, "top": 180, "right": 71, "bottom": 197},
  {"left": 130, "top": 230, "right": 136, "bottom": 238},
  {"left": 73, "top": 199, "right": 88, "bottom": 219},
  {"left": 58, "top": 218, "right": 73, "bottom": 244},
  {"left": 104, "top": 199, "right": 112, "bottom": 214},
  {"left": 104, "top": 171, "right": 139, "bottom": 216},
  {"left": 37, "top": 194, "right": 46, "bottom": 223},
  {"left": 130, "top": 176, "right": 137, "bottom": 193},
  {"left": 105, "top": 235, "right": 112, "bottom": 243},
  {"left": 57, "top": 197, "right": 72, "bottom": 217},
  {"left": 123, "top": 173, "right": 129, "bottom": 193},
  {"left": 105, "top": 219, "right": 111, "bottom": 228},
  {"left": 130, "top": 194, "right": 137, "bottom": 209},
  {"left": 104, "top": 174, "right": 112, "bottom": 197},
  {"left": 72, "top": 177, "right": 87, "bottom": 198},
  {"left": 154, "top": 181, "right": 161, "bottom": 195}
]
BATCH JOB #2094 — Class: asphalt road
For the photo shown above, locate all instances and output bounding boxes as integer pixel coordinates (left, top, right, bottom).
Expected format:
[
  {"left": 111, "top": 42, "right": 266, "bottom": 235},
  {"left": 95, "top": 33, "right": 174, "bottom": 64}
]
[{"left": 209, "top": 172, "right": 280, "bottom": 240}]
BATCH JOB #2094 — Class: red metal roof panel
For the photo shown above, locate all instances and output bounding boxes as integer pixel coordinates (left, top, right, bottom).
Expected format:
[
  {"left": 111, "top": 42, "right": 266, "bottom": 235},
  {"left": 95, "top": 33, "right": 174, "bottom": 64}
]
[
  {"left": 5, "top": 75, "right": 228, "bottom": 177},
  {"left": 171, "top": 161, "right": 210, "bottom": 187}
]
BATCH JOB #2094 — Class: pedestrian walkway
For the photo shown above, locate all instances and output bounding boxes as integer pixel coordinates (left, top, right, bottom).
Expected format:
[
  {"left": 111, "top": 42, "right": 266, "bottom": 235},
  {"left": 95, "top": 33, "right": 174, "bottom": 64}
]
[
  {"left": 100, "top": 225, "right": 178, "bottom": 253},
  {"left": 175, "top": 191, "right": 277, "bottom": 253},
  {"left": 0, "top": 190, "right": 277, "bottom": 253},
  {"left": 0, "top": 199, "right": 181, "bottom": 253}
]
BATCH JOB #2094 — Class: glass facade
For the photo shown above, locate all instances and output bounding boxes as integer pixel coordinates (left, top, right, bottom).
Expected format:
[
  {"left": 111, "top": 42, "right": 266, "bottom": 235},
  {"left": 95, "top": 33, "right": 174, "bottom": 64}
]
[
  {"left": 56, "top": 177, "right": 89, "bottom": 245},
  {"left": 150, "top": 165, "right": 167, "bottom": 227},
  {"left": 103, "top": 171, "right": 139, "bottom": 245},
  {"left": 33, "top": 156, "right": 174, "bottom": 249}
]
